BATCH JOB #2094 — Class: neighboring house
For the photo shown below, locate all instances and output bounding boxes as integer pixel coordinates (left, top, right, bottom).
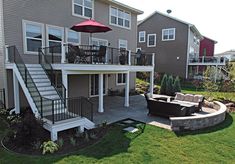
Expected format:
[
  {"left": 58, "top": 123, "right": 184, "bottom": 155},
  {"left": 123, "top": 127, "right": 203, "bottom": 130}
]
[
  {"left": 199, "top": 36, "right": 217, "bottom": 57},
  {"left": 198, "top": 36, "right": 218, "bottom": 73},
  {"left": 137, "top": 11, "right": 225, "bottom": 79},
  {"left": 0, "top": 0, "right": 155, "bottom": 140},
  {"left": 215, "top": 50, "right": 235, "bottom": 62}
]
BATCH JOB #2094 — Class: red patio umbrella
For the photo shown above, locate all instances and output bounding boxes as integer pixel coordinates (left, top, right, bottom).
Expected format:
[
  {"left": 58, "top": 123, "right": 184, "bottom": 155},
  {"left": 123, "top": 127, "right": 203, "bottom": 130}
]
[{"left": 71, "top": 19, "right": 112, "bottom": 44}]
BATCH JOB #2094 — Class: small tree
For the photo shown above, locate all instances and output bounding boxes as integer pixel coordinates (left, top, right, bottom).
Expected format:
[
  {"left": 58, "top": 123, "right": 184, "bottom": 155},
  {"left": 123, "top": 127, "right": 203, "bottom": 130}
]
[
  {"left": 166, "top": 75, "right": 174, "bottom": 96},
  {"left": 173, "top": 76, "right": 181, "bottom": 94},
  {"left": 160, "top": 74, "right": 168, "bottom": 95}
]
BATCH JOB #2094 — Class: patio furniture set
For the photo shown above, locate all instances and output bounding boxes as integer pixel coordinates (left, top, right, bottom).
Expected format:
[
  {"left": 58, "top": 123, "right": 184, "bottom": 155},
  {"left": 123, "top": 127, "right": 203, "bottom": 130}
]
[{"left": 145, "top": 93, "right": 204, "bottom": 117}]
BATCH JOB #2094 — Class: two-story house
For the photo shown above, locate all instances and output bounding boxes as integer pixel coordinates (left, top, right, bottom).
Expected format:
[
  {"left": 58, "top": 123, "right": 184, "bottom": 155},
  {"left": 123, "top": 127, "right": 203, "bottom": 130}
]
[
  {"left": 137, "top": 11, "right": 226, "bottom": 79},
  {"left": 0, "top": 0, "right": 155, "bottom": 140}
]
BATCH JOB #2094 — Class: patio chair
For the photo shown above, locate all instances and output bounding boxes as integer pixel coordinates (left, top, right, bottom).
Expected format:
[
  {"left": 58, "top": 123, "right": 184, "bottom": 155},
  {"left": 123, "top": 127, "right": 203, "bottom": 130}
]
[{"left": 94, "top": 45, "right": 106, "bottom": 64}]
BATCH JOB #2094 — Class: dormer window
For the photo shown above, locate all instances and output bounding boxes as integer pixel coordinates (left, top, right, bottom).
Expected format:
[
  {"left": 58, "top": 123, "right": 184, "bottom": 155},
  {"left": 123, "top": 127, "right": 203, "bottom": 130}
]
[{"left": 73, "top": 0, "right": 93, "bottom": 18}]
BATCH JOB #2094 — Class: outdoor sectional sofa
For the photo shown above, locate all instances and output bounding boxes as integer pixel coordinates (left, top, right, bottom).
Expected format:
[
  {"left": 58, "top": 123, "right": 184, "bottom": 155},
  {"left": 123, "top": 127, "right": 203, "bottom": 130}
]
[
  {"left": 144, "top": 94, "right": 188, "bottom": 117},
  {"left": 172, "top": 93, "right": 204, "bottom": 112}
]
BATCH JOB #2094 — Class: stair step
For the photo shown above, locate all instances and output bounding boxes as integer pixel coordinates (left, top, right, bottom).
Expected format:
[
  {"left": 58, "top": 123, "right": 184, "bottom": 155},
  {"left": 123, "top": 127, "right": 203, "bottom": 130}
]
[
  {"left": 35, "top": 83, "right": 51, "bottom": 87},
  {"left": 40, "top": 91, "right": 58, "bottom": 96},
  {"left": 38, "top": 86, "right": 55, "bottom": 91},
  {"left": 31, "top": 75, "right": 48, "bottom": 79},
  {"left": 26, "top": 64, "right": 41, "bottom": 68},
  {"left": 27, "top": 67, "right": 44, "bottom": 71},
  {"left": 44, "top": 95, "right": 61, "bottom": 100},
  {"left": 33, "top": 79, "right": 51, "bottom": 83}
]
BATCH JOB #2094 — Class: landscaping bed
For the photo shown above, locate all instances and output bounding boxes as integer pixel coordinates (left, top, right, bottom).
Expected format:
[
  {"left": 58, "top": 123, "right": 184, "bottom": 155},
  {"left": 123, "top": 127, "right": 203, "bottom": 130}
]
[{"left": 0, "top": 109, "right": 109, "bottom": 156}]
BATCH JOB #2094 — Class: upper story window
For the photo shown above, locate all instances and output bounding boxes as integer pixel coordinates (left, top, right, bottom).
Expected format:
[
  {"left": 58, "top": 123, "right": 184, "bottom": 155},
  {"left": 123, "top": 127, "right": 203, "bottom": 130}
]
[
  {"left": 119, "top": 39, "right": 128, "bottom": 49},
  {"left": 147, "top": 34, "right": 156, "bottom": 47},
  {"left": 162, "top": 28, "right": 175, "bottom": 41},
  {"left": 46, "top": 25, "right": 64, "bottom": 53},
  {"left": 73, "top": 0, "right": 93, "bottom": 18},
  {"left": 110, "top": 6, "right": 131, "bottom": 29},
  {"left": 66, "top": 29, "right": 80, "bottom": 45},
  {"left": 139, "top": 31, "right": 146, "bottom": 43},
  {"left": 23, "top": 20, "right": 44, "bottom": 54}
]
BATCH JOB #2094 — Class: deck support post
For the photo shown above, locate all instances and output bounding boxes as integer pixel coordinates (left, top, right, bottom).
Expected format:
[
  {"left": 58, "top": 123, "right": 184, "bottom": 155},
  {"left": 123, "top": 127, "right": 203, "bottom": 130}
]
[
  {"left": 98, "top": 73, "right": 104, "bottom": 113},
  {"left": 62, "top": 71, "right": 68, "bottom": 99},
  {"left": 51, "top": 130, "right": 58, "bottom": 141},
  {"left": 149, "top": 71, "right": 154, "bottom": 98},
  {"left": 124, "top": 71, "right": 130, "bottom": 107},
  {"left": 13, "top": 72, "right": 20, "bottom": 114}
]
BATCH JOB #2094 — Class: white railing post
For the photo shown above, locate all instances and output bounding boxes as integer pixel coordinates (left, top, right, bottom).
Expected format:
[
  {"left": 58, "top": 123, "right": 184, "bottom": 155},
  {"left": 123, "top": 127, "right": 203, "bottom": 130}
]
[
  {"left": 152, "top": 53, "right": 155, "bottom": 67},
  {"left": 5, "top": 45, "right": 9, "bottom": 63},
  {"left": 128, "top": 50, "right": 131, "bottom": 66},
  {"left": 61, "top": 43, "right": 66, "bottom": 64}
]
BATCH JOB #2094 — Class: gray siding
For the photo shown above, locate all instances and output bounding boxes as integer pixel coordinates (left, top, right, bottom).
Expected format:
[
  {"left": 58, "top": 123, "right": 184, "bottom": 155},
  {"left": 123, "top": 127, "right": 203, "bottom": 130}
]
[
  {"left": 3, "top": 0, "right": 138, "bottom": 101},
  {"left": 138, "top": 13, "right": 189, "bottom": 78},
  {"left": 0, "top": 0, "right": 5, "bottom": 89},
  {"left": 68, "top": 73, "right": 136, "bottom": 98},
  {"left": 3, "top": 0, "right": 137, "bottom": 63}
]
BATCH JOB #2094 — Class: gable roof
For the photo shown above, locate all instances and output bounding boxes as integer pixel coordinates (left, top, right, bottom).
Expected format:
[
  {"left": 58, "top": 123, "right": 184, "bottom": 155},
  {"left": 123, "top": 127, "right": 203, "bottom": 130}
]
[
  {"left": 202, "top": 36, "right": 218, "bottom": 44},
  {"left": 138, "top": 10, "right": 203, "bottom": 39},
  {"left": 98, "top": 0, "right": 144, "bottom": 15}
]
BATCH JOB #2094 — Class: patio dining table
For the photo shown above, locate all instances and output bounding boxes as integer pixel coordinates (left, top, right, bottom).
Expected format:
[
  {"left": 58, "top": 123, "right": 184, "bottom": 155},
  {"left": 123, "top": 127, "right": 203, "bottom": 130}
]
[{"left": 78, "top": 49, "right": 99, "bottom": 63}]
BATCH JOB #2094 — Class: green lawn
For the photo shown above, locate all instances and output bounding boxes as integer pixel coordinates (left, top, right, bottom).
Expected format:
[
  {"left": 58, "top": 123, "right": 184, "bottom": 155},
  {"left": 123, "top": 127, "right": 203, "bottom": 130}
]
[{"left": 0, "top": 114, "right": 235, "bottom": 163}]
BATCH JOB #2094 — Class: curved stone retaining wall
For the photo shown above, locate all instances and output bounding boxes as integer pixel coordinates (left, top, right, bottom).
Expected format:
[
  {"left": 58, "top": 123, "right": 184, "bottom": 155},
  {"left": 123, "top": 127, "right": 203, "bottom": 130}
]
[{"left": 170, "top": 101, "right": 227, "bottom": 131}]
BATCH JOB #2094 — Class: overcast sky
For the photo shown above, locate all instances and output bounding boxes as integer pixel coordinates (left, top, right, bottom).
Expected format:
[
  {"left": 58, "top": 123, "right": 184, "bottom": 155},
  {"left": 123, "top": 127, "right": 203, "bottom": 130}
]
[{"left": 117, "top": 0, "right": 235, "bottom": 54}]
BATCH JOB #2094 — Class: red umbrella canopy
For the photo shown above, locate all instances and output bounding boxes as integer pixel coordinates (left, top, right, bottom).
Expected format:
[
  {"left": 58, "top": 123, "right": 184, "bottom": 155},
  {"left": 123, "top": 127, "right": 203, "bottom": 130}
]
[{"left": 71, "top": 19, "right": 112, "bottom": 33}]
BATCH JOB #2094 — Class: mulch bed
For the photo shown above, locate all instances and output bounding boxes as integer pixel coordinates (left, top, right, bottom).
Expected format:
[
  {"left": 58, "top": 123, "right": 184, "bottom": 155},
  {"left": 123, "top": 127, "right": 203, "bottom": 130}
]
[{"left": 2, "top": 124, "right": 109, "bottom": 156}]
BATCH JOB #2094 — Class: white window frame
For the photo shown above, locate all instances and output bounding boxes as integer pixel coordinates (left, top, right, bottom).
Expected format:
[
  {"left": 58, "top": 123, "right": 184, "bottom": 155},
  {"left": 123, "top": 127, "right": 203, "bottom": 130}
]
[
  {"left": 139, "top": 31, "right": 146, "bottom": 43},
  {"left": 162, "top": 28, "right": 175, "bottom": 41},
  {"left": 118, "top": 39, "right": 128, "bottom": 49},
  {"left": 22, "top": 20, "right": 45, "bottom": 55},
  {"left": 109, "top": 6, "right": 131, "bottom": 30},
  {"left": 65, "top": 28, "right": 81, "bottom": 45},
  {"left": 90, "top": 37, "right": 108, "bottom": 46},
  {"left": 89, "top": 74, "right": 108, "bottom": 97},
  {"left": 116, "top": 73, "right": 126, "bottom": 85},
  {"left": 72, "top": 0, "right": 94, "bottom": 19},
  {"left": 147, "top": 34, "right": 157, "bottom": 47},
  {"left": 46, "top": 24, "right": 64, "bottom": 50}
]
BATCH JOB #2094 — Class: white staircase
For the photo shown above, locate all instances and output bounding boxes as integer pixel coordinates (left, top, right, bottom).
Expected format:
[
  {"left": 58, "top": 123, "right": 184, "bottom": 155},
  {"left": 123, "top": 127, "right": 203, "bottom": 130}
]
[{"left": 10, "top": 46, "right": 95, "bottom": 141}]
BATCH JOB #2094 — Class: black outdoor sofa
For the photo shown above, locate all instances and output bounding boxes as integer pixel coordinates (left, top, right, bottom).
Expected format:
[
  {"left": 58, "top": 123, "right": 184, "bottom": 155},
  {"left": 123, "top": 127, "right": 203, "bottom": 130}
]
[{"left": 144, "top": 93, "right": 188, "bottom": 117}]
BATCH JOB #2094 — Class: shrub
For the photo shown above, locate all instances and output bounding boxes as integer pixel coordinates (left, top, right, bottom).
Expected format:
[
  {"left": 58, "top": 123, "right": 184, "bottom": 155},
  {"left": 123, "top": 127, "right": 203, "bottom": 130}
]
[
  {"left": 160, "top": 74, "right": 168, "bottom": 95},
  {"left": 69, "top": 137, "right": 76, "bottom": 146},
  {"left": 173, "top": 76, "right": 181, "bottom": 93},
  {"left": 40, "top": 141, "right": 59, "bottom": 155},
  {"left": 9, "top": 109, "right": 46, "bottom": 148},
  {"left": 166, "top": 75, "right": 174, "bottom": 96},
  {"left": 57, "top": 138, "right": 64, "bottom": 148}
]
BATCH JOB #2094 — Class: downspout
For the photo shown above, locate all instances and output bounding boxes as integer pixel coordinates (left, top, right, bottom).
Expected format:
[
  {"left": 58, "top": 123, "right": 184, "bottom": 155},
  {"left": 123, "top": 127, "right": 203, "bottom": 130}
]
[
  {"left": 185, "top": 25, "right": 191, "bottom": 79},
  {"left": 0, "top": 0, "right": 8, "bottom": 108}
]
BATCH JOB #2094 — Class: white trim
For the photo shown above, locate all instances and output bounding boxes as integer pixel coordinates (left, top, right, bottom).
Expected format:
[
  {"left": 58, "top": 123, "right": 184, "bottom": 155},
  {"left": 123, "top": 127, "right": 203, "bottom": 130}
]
[
  {"left": 46, "top": 24, "right": 64, "bottom": 48},
  {"left": 90, "top": 37, "right": 108, "bottom": 46},
  {"left": 22, "top": 20, "right": 45, "bottom": 55},
  {"left": 116, "top": 73, "right": 126, "bottom": 86},
  {"left": 89, "top": 74, "right": 108, "bottom": 97},
  {"left": 162, "top": 28, "right": 175, "bottom": 41},
  {"left": 106, "top": 0, "right": 143, "bottom": 15},
  {"left": 147, "top": 34, "right": 156, "bottom": 47},
  {"left": 138, "top": 31, "right": 146, "bottom": 43},
  {"left": 118, "top": 39, "right": 128, "bottom": 49},
  {"left": 65, "top": 28, "right": 81, "bottom": 45},
  {"left": 186, "top": 26, "right": 191, "bottom": 79},
  {"left": 109, "top": 5, "right": 131, "bottom": 30},
  {"left": 72, "top": 0, "right": 94, "bottom": 19}
]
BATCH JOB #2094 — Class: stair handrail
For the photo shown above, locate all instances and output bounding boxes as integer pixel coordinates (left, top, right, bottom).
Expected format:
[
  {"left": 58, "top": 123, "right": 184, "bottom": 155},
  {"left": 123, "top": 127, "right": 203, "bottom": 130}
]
[
  {"left": 38, "top": 48, "right": 66, "bottom": 100},
  {"left": 8, "top": 46, "right": 44, "bottom": 117},
  {"left": 43, "top": 96, "right": 94, "bottom": 124}
]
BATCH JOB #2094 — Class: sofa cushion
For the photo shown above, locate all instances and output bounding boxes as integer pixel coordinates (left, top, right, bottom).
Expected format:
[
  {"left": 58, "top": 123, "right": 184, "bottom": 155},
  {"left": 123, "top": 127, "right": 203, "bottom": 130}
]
[
  {"left": 194, "top": 95, "right": 204, "bottom": 102},
  {"left": 175, "top": 92, "right": 184, "bottom": 101},
  {"left": 184, "top": 94, "right": 194, "bottom": 102}
]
